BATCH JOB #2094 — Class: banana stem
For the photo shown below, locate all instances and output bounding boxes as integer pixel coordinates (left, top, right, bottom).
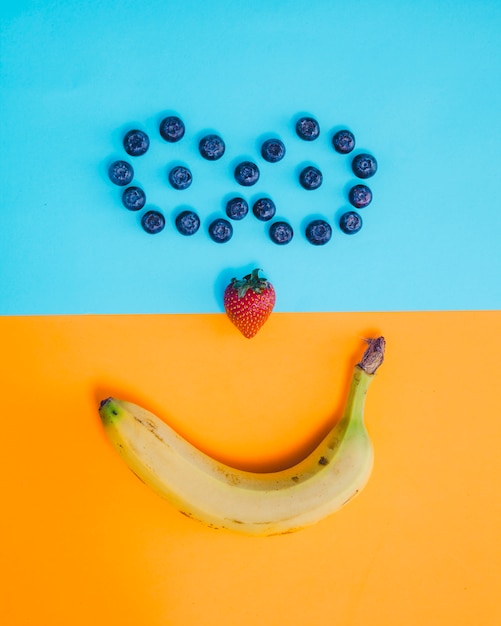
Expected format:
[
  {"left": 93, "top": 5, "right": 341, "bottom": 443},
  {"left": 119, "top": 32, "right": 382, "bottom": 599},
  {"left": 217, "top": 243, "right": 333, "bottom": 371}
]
[
  {"left": 358, "top": 337, "right": 385, "bottom": 375},
  {"left": 342, "top": 336, "right": 385, "bottom": 427}
]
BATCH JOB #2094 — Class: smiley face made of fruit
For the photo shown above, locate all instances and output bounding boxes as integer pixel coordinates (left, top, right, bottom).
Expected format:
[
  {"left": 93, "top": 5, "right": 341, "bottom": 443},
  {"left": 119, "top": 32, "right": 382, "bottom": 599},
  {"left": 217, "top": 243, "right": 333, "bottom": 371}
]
[{"left": 99, "top": 115, "right": 387, "bottom": 537}]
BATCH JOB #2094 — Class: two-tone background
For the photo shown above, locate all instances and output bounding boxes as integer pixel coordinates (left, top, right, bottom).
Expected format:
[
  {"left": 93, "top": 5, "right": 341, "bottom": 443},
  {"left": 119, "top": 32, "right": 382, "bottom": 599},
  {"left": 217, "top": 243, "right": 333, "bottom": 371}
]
[{"left": 1, "top": 1, "right": 500, "bottom": 625}]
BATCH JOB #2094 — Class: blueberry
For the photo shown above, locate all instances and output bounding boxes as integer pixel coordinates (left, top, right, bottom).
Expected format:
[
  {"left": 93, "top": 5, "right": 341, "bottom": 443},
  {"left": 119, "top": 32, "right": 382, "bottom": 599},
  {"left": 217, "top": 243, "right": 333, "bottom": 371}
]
[
  {"left": 175, "top": 209, "right": 200, "bottom": 236},
  {"left": 269, "top": 221, "right": 293, "bottom": 245},
  {"left": 332, "top": 130, "right": 355, "bottom": 154},
  {"left": 352, "top": 153, "right": 378, "bottom": 179},
  {"left": 234, "top": 161, "right": 260, "bottom": 186},
  {"left": 169, "top": 165, "right": 192, "bottom": 190},
  {"left": 299, "top": 165, "right": 323, "bottom": 190},
  {"left": 252, "top": 197, "right": 276, "bottom": 221},
  {"left": 339, "top": 211, "right": 363, "bottom": 234},
  {"left": 305, "top": 219, "right": 332, "bottom": 245},
  {"left": 349, "top": 184, "right": 372, "bottom": 208},
  {"left": 261, "top": 138, "right": 286, "bottom": 163},
  {"left": 159, "top": 115, "right": 185, "bottom": 142},
  {"left": 123, "top": 130, "right": 150, "bottom": 156},
  {"left": 208, "top": 218, "right": 233, "bottom": 243},
  {"left": 296, "top": 116, "right": 320, "bottom": 141},
  {"left": 199, "top": 134, "right": 225, "bottom": 160},
  {"left": 108, "top": 160, "right": 134, "bottom": 186},
  {"left": 226, "top": 197, "right": 249, "bottom": 220},
  {"left": 141, "top": 210, "right": 165, "bottom": 234},
  {"left": 122, "top": 186, "right": 146, "bottom": 211}
]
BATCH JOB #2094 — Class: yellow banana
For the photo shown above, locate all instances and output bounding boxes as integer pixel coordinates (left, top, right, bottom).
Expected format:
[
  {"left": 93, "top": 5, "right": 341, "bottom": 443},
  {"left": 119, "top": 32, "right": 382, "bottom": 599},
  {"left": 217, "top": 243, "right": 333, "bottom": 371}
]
[{"left": 99, "top": 336, "right": 385, "bottom": 536}]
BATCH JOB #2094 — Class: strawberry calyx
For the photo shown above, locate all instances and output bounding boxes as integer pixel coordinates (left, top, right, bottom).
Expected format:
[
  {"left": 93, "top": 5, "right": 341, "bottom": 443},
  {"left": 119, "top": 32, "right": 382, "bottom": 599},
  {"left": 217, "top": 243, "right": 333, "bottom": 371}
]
[{"left": 230, "top": 268, "right": 270, "bottom": 299}]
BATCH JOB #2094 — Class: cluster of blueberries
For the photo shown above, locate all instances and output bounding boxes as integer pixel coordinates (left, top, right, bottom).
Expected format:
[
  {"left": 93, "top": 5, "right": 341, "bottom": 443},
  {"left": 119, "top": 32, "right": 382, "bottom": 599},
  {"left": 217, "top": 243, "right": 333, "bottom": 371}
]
[{"left": 107, "top": 115, "right": 377, "bottom": 245}]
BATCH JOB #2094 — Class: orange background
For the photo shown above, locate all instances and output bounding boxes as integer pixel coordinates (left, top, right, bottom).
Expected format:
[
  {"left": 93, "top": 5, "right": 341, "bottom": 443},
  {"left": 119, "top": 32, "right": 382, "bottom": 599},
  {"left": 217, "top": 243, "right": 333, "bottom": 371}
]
[{"left": 1, "top": 311, "right": 500, "bottom": 625}]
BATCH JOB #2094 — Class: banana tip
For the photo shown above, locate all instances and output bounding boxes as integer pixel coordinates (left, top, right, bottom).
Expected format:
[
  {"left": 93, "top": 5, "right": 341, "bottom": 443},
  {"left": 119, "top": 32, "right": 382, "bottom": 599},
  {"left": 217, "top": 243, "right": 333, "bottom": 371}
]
[{"left": 99, "top": 397, "right": 112, "bottom": 410}]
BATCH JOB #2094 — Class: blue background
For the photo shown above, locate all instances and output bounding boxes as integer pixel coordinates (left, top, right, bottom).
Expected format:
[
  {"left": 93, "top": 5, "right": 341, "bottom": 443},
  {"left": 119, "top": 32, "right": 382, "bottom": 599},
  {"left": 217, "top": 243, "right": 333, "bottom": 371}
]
[{"left": 1, "top": 0, "right": 500, "bottom": 314}]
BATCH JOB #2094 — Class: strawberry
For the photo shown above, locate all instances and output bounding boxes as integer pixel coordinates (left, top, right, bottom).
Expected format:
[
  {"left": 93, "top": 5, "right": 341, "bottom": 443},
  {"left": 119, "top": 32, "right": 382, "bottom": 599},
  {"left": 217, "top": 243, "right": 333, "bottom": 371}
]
[{"left": 223, "top": 268, "right": 276, "bottom": 338}]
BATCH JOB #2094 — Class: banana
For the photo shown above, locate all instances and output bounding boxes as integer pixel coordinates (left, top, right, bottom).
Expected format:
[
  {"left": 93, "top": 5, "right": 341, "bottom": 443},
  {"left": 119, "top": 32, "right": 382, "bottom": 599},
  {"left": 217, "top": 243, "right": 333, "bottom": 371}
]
[{"left": 98, "top": 336, "right": 385, "bottom": 536}]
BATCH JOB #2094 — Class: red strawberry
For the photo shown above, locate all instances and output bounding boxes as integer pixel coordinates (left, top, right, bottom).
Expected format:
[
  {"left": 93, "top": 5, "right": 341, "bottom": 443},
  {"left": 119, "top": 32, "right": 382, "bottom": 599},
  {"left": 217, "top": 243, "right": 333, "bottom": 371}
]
[{"left": 224, "top": 268, "right": 276, "bottom": 338}]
